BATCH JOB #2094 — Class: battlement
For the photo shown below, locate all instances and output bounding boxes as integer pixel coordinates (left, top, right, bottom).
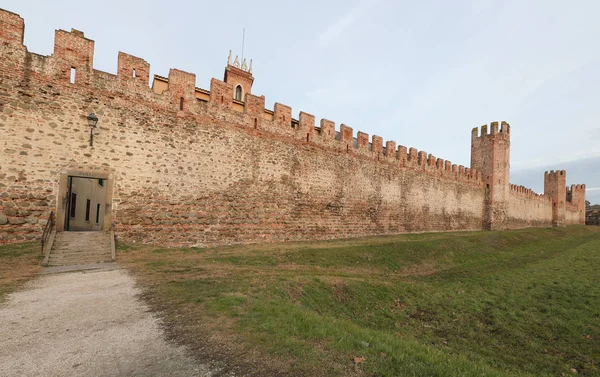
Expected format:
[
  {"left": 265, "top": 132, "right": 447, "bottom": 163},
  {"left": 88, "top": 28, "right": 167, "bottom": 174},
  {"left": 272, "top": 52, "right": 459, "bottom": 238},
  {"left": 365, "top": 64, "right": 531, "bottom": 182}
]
[
  {"left": 471, "top": 121, "right": 510, "bottom": 141},
  {"left": 0, "top": 9, "right": 480, "bottom": 187},
  {"left": 569, "top": 183, "right": 586, "bottom": 191},
  {"left": 145, "top": 71, "right": 484, "bottom": 185},
  {"left": 0, "top": 8, "right": 485, "bottom": 188},
  {"left": 509, "top": 184, "right": 550, "bottom": 201},
  {"left": 0, "top": 8, "right": 24, "bottom": 45},
  {"left": 544, "top": 170, "right": 566, "bottom": 178},
  {"left": 566, "top": 183, "right": 586, "bottom": 206}
]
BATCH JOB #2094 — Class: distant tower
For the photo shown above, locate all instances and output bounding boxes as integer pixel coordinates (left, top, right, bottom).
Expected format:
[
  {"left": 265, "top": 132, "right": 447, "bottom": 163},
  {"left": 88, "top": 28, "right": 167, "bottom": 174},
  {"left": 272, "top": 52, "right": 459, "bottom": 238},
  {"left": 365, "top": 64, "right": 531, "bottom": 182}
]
[
  {"left": 224, "top": 50, "right": 253, "bottom": 102},
  {"left": 470, "top": 121, "right": 511, "bottom": 230},
  {"left": 544, "top": 170, "right": 566, "bottom": 226}
]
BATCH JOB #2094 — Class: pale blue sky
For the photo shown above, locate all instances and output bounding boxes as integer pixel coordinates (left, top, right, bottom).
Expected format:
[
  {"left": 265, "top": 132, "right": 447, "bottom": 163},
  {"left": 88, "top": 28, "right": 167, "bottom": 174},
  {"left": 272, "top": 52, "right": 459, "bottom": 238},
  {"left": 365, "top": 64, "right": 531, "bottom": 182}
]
[{"left": 4, "top": 0, "right": 600, "bottom": 201}]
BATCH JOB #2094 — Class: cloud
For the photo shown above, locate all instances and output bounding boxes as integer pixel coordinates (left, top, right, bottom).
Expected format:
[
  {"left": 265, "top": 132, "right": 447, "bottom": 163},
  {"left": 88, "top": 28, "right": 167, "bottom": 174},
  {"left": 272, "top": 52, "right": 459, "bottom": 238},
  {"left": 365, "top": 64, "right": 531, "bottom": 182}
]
[{"left": 316, "top": 1, "right": 372, "bottom": 47}]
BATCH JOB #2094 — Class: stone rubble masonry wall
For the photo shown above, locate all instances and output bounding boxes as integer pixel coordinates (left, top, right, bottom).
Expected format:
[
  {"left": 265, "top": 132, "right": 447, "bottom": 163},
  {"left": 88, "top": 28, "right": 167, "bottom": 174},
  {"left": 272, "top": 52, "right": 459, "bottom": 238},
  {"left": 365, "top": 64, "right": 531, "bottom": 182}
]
[{"left": 0, "top": 9, "right": 587, "bottom": 245}]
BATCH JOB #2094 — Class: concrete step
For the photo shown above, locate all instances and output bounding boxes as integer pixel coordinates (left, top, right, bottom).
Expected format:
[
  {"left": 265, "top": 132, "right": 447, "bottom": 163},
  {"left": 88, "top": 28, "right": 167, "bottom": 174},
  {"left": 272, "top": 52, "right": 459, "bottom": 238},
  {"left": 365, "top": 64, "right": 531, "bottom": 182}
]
[
  {"left": 49, "top": 250, "right": 112, "bottom": 257},
  {"left": 48, "top": 252, "right": 112, "bottom": 259},
  {"left": 47, "top": 259, "right": 112, "bottom": 267},
  {"left": 52, "top": 241, "right": 110, "bottom": 246},
  {"left": 52, "top": 244, "right": 110, "bottom": 249},
  {"left": 54, "top": 236, "right": 110, "bottom": 240},
  {"left": 48, "top": 256, "right": 112, "bottom": 263},
  {"left": 52, "top": 240, "right": 111, "bottom": 245},
  {"left": 50, "top": 251, "right": 112, "bottom": 258},
  {"left": 48, "top": 258, "right": 112, "bottom": 265},
  {"left": 51, "top": 248, "right": 111, "bottom": 253},
  {"left": 52, "top": 243, "right": 111, "bottom": 249},
  {"left": 48, "top": 231, "right": 114, "bottom": 267}
]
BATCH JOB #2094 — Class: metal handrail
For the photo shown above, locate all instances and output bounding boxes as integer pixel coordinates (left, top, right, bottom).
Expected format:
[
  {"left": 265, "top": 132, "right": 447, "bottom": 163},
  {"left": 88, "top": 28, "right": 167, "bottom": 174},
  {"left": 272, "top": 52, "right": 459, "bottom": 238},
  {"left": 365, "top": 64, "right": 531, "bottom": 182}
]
[{"left": 41, "top": 211, "right": 55, "bottom": 255}]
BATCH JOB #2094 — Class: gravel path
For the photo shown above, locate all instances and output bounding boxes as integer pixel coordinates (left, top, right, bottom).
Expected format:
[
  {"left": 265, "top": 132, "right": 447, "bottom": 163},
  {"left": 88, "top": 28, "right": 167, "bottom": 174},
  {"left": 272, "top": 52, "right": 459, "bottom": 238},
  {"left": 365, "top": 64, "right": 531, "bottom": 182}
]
[{"left": 0, "top": 266, "right": 216, "bottom": 377}]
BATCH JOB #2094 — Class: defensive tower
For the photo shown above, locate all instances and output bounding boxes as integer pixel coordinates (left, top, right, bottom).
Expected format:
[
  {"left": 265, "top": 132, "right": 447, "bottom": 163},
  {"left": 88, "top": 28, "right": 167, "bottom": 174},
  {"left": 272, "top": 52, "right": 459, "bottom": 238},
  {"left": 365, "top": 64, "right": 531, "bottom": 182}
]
[
  {"left": 544, "top": 170, "right": 567, "bottom": 226},
  {"left": 470, "top": 121, "right": 511, "bottom": 230}
]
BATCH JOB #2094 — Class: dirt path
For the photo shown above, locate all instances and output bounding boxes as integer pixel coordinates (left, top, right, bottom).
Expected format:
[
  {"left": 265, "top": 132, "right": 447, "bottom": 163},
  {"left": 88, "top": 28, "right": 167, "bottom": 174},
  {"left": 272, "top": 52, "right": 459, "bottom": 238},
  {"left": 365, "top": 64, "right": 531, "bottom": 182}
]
[{"left": 0, "top": 266, "right": 220, "bottom": 377}]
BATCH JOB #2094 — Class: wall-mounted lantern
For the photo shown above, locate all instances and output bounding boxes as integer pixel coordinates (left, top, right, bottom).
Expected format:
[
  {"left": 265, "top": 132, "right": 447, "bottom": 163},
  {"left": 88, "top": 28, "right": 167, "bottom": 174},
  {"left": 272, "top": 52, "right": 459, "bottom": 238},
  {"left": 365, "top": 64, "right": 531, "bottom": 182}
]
[{"left": 87, "top": 112, "right": 98, "bottom": 146}]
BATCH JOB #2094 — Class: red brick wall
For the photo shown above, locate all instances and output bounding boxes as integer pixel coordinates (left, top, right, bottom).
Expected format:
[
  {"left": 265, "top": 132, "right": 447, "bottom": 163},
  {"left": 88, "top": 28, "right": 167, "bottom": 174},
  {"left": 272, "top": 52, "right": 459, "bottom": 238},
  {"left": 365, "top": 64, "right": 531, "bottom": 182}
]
[{"left": 0, "top": 9, "right": 24, "bottom": 45}]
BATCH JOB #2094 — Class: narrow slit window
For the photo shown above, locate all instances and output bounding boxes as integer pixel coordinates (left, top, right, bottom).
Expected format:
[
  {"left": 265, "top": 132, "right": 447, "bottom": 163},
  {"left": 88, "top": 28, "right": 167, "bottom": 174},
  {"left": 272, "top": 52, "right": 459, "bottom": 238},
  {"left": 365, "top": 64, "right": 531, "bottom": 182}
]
[
  {"left": 132, "top": 69, "right": 136, "bottom": 78},
  {"left": 254, "top": 118, "right": 257, "bottom": 129},
  {"left": 221, "top": 95, "right": 224, "bottom": 104},
  {"left": 235, "top": 85, "right": 242, "bottom": 101},
  {"left": 70, "top": 67, "right": 76, "bottom": 84},
  {"left": 96, "top": 203, "right": 101, "bottom": 224},
  {"left": 85, "top": 199, "right": 91, "bottom": 222},
  {"left": 179, "top": 97, "right": 184, "bottom": 111},
  {"left": 306, "top": 133, "right": 310, "bottom": 142},
  {"left": 70, "top": 193, "right": 77, "bottom": 218}
]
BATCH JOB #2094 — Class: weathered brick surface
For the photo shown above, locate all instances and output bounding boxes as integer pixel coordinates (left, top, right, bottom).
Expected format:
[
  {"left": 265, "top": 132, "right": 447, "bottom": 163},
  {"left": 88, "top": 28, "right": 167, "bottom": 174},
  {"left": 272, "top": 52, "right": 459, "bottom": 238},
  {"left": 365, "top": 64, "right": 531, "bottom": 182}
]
[
  {"left": 0, "top": 9, "right": 586, "bottom": 245},
  {"left": 507, "top": 186, "right": 553, "bottom": 227}
]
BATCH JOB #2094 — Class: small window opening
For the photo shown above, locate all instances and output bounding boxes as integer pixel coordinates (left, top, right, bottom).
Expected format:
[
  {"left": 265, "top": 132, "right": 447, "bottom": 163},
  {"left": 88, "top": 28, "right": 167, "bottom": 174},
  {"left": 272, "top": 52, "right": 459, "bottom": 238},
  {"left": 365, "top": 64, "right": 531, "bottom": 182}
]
[
  {"left": 98, "top": 178, "right": 104, "bottom": 187},
  {"left": 235, "top": 85, "right": 243, "bottom": 101},
  {"left": 70, "top": 67, "right": 76, "bottom": 84},
  {"left": 70, "top": 193, "right": 77, "bottom": 218},
  {"left": 179, "top": 97, "right": 184, "bottom": 111},
  {"left": 85, "top": 199, "right": 91, "bottom": 222},
  {"left": 221, "top": 95, "right": 224, "bottom": 104},
  {"left": 346, "top": 145, "right": 349, "bottom": 153},
  {"left": 306, "top": 133, "right": 310, "bottom": 142},
  {"left": 132, "top": 69, "right": 136, "bottom": 78},
  {"left": 254, "top": 118, "right": 257, "bottom": 129},
  {"left": 96, "top": 203, "right": 101, "bottom": 224}
]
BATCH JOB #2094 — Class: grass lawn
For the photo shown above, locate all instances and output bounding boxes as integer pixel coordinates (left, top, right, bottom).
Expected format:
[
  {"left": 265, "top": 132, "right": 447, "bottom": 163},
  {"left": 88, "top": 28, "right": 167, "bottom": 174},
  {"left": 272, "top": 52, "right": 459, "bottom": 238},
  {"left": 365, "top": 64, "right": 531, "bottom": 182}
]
[
  {"left": 0, "top": 242, "right": 43, "bottom": 301},
  {"left": 119, "top": 226, "right": 600, "bottom": 376}
]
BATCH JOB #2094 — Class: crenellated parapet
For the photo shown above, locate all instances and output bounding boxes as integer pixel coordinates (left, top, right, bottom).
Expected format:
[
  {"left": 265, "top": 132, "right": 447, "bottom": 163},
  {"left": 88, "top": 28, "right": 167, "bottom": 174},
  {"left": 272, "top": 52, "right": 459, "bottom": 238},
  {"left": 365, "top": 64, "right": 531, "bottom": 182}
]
[
  {"left": 509, "top": 184, "right": 550, "bottom": 202},
  {"left": 0, "top": 9, "right": 486, "bottom": 189}
]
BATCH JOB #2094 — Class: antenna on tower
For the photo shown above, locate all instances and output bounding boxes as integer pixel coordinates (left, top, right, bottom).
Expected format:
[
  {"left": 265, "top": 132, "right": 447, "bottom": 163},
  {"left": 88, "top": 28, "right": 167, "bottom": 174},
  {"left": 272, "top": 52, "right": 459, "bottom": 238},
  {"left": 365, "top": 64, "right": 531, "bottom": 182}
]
[{"left": 241, "top": 28, "right": 245, "bottom": 62}]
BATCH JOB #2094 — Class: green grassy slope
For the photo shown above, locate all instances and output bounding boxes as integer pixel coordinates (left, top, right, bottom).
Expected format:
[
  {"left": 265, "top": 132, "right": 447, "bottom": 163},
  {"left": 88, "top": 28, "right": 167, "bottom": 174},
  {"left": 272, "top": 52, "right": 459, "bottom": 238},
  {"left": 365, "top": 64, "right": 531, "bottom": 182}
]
[{"left": 121, "top": 226, "right": 600, "bottom": 376}]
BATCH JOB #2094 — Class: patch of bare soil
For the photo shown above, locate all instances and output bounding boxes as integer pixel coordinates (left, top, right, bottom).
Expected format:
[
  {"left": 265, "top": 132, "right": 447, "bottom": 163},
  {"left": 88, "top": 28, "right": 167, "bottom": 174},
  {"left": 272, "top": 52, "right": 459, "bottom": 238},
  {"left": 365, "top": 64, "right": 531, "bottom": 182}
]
[{"left": 0, "top": 244, "right": 43, "bottom": 302}]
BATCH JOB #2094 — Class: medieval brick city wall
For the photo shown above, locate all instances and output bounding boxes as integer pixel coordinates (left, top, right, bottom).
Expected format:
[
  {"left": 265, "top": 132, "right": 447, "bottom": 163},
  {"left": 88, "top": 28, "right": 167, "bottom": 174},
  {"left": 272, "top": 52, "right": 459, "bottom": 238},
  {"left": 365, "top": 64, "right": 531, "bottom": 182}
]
[
  {"left": 0, "top": 9, "right": 586, "bottom": 245},
  {"left": 507, "top": 186, "right": 553, "bottom": 228}
]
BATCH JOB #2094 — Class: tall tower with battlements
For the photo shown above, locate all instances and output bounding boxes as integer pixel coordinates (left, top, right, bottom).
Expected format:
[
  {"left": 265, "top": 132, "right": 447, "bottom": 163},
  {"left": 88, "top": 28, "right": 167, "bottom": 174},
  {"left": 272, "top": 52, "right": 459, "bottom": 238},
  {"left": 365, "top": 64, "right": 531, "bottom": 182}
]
[
  {"left": 544, "top": 170, "right": 567, "bottom": 226},
  {"left": 470, "top": 121, "right": 511, "bottom": 230}
]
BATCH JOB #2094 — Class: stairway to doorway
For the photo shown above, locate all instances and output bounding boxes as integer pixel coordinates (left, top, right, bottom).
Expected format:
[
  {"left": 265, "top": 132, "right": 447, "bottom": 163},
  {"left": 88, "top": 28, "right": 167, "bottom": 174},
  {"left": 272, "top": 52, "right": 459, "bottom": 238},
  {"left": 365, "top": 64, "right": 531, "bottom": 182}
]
[{"left": 47, "top": 232, "right": 115, "bottom": 267}]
